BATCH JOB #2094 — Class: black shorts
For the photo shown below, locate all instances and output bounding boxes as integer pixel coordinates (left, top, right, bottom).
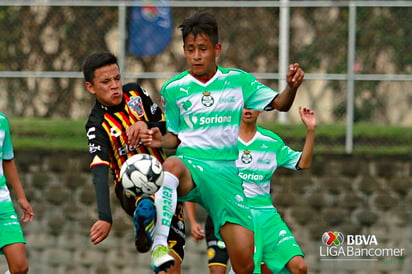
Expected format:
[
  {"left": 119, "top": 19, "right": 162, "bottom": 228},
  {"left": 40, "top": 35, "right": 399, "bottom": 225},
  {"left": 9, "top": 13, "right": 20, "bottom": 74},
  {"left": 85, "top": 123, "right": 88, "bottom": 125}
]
[
  {"left": 115, "top": 183, "right": 186, "bottom": 261},
  {"left": 205, "top": 215, "right": 229, "bottom": 267}
]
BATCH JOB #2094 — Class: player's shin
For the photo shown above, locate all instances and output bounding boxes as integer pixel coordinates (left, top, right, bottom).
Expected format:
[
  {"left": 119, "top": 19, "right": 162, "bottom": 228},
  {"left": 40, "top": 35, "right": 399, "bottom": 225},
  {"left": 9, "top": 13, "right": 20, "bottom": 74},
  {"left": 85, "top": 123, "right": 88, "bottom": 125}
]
[{"left": 152, "top": 171, "right": 179, "bottom": 249}]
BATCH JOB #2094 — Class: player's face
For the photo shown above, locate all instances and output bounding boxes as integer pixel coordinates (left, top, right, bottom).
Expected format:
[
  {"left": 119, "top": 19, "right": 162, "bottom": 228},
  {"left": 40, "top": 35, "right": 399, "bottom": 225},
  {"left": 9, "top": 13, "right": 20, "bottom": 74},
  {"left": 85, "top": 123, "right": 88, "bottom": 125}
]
[
  {"left": 85, "top": 63, "right": 122, "bottom": 107},
  {"left": 242, "top": 109, "right": 261, "bottom": 124},
  {"left": 183, "top": 33, "right": 221, "bottom": 83}
]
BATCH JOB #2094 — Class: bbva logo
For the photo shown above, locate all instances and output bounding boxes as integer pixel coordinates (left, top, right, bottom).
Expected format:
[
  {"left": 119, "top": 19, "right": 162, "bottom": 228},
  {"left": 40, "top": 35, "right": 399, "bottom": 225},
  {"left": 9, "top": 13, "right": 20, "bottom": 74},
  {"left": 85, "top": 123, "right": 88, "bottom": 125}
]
[{"left": 322, "top": 232, "right": 378, "bottom": 246}]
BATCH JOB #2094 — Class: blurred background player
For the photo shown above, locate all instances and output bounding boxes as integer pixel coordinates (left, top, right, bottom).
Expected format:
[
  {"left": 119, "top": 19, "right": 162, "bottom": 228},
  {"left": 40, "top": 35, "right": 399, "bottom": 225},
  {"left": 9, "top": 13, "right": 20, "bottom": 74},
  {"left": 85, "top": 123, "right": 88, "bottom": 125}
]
[
  {"left": 82, "top": 52, "right": 185, "bottom": 274},
  {"left": 141, "top": 11, "right": 304, "bottom": 274},
  {"left": 186, "top": 106, "right": 315, "bottom": 274},
  {"left": 0, "top": 113, "right": 35, "bottom": 274}
]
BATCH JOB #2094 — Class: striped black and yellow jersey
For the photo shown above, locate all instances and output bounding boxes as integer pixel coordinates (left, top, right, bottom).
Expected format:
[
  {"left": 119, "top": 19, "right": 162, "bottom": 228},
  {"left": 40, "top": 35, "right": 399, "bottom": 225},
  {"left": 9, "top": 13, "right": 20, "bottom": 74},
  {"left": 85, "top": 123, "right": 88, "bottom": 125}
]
[{"left": 85, "top": 82, "right": 166, "bottom": 222}]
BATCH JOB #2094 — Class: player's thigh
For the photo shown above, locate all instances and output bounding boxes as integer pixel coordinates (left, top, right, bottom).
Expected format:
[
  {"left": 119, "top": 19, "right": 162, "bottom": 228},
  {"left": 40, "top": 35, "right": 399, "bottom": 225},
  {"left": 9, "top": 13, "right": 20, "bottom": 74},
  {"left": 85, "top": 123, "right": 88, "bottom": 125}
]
[
  {"left": 220, "top": 222, "right": 254, "bottom": 272},
  {"left": 2, "top": 243, "right": 28, "bottom": 272}
]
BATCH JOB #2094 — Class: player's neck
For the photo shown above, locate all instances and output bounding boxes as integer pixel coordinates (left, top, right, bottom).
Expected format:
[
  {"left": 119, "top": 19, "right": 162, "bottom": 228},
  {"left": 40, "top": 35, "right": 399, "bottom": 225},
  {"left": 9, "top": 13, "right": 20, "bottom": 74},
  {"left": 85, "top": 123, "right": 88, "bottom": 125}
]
[{"left": 239, "top": 123, "right": 257, "bottom": 142}]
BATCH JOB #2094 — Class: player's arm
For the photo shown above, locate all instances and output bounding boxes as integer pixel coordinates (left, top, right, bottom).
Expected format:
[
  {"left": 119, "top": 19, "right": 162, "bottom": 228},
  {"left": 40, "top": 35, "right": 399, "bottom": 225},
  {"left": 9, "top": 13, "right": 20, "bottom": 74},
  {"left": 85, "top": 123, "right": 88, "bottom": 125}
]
[
  {"left": 185, "top": 202, "right": 205, "bottom": 241},
  {"left": 297, "top": 106, "right": 316, "bottom": 169},
  {"left": 141, "top": 130, "right": 180, "bottom": 149},
  {"left": 3, "top": 159, "right": 34, "bottom": 223},
  {"left": 86, "top": 122, "right": 113, "bottom": 244},
  {"left": 269, "top": 63, "right": 304, "bottom": 111},
  {"left": 90, "top": 164, "right": 112, "bottom": 245}
]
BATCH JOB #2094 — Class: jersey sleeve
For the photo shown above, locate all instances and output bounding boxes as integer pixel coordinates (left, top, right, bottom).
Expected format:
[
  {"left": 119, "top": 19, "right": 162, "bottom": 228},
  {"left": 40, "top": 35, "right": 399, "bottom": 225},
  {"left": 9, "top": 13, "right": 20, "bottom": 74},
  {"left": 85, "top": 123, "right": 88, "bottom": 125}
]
[
  {"left": 0, "top": 113, "right": 14, "bottom": 160},
  {"left": 161, "top": 83, "right": 180, "bottom": 134},
  {"left": 241, "top": 72, "right": 278, "bottom": 111},
  {"left": 85, "top": 113, "right": 111, "bottom": 168},
  {"left": 273, "top": 135, "right": 302, "bottom": 170}
]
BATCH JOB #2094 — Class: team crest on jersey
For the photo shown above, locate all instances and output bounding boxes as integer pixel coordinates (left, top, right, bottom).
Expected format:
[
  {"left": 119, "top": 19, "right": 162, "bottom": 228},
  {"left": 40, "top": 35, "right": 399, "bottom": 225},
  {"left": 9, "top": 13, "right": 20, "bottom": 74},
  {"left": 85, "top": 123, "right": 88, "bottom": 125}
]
[
  {"left": 128, "top": 96, "right": 145, "bottom": 117},
  {"left": 201, "top": 91, "right": 214, "bottom": 107},
  {"left": 241, "top": 150, "right": 253, "bottom": 164}
]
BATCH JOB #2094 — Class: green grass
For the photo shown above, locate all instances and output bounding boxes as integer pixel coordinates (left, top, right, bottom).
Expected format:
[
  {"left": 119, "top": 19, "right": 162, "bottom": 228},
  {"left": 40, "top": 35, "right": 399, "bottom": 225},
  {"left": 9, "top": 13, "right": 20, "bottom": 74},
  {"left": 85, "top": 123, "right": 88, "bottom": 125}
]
[
  {"left": 9, "top": 118, "right": 412, "bottom": 154},
  {"left": 10, "top": 118, "right": 87, "bottom": 151}
]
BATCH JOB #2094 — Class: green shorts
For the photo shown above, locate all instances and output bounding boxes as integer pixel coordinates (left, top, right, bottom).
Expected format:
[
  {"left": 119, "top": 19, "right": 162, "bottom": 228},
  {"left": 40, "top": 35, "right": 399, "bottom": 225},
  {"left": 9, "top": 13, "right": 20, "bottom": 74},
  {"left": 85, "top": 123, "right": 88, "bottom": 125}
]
[
  {"left": 176, "top": 156, "right": 253, "bottom": 240},
  {"left": 0, "top": 209, "right": 26, "bottom": 254},
  {"left": 252, "top": 207, "right": 304, "bottom": 274}
]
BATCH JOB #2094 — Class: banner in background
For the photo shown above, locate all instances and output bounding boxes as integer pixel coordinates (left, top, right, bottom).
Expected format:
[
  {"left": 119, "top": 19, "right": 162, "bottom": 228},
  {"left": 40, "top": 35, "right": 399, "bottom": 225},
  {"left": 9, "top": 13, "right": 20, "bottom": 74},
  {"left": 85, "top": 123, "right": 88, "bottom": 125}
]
[{"left": 128, "top": 0, "right": 173, "bottom": 57}]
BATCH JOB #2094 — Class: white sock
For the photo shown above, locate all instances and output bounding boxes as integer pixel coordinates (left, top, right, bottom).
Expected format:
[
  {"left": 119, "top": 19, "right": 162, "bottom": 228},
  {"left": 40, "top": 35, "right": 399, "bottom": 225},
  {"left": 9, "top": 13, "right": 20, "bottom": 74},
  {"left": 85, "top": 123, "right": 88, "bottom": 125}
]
[{"left": 152, "top": 171, "right": 178, "bottom": 250}]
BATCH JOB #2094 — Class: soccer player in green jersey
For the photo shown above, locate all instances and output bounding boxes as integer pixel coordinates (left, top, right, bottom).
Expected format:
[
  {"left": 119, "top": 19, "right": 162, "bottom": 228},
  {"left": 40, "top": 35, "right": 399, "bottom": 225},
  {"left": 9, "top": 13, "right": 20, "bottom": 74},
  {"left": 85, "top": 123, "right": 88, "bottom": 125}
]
[
  {"left": 0, "top": 113, "right": 34, "bottom": 274},
  {"left": 235, "top": 107, "right": 315, "bottom": 274},
  {"left": 141, "top": 11, "right": 304, "bottom": 274},
  {"left": 186, "top": 106, "right": 315, "bottom": 274}
]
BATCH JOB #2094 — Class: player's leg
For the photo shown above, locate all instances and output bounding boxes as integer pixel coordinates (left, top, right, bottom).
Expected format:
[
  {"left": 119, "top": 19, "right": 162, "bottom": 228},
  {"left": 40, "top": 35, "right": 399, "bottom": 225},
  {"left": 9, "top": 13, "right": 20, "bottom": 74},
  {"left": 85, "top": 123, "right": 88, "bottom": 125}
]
[
  {"left": 159, "top": 202, "right": 186, "bottom": 274},
  {"left": 205, "top": 215, "right": 229, "bottom": 274},
  {"left": 285, "top": 256, "right": 307, "bottom": 274},
  {"left": 260, "top": 263, "right": 272, "bottom": 274},
  {"left": 2, "top": 243, "right": 29, "bottom": 274},
  {"left": 220, "top": 222, "right": 254, "bottom": 274},
  {"left": 259, "top": 210, "right": 305, "bottom": 274},
  {"left": 115, "top": 183, "right": 156, "bottom": 253},
  {"left": 151, "top": 156, "right": 194, "bottom": 272},
  {"left": 1, "top": 211, "right": 29, "bottom": 274}
]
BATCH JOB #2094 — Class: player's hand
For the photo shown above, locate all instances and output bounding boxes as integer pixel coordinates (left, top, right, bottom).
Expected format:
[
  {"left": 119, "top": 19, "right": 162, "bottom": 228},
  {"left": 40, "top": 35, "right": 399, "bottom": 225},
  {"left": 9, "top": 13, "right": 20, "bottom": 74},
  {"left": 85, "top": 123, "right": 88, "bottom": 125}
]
[
  {"left": 299, "top": 106, "right": 316, "bottom": 130},
  {"left": 140, "top": 127, "right": 162, "bottom": 148},
  {"left": 127, "top": 121, "right": 148, "bottom": 148},
  {"left": 90, "top": 220, "right": 112, "bottom": 245},
  {"left": 18, "top": 198, "right": 34, "bottom": 223},
  {"left": 190, "top": 222, "right": 205, "bottom": 242},
  {"left": 286, "top": 63, "right": 304, "bottom": 88}
]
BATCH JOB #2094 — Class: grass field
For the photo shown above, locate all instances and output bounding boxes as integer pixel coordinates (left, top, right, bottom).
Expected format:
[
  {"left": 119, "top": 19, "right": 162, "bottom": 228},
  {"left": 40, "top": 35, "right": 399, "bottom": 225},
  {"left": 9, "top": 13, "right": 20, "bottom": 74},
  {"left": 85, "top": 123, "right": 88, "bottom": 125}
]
[{"left": 9, "top": 117, "right": 412, "bottom": 154}]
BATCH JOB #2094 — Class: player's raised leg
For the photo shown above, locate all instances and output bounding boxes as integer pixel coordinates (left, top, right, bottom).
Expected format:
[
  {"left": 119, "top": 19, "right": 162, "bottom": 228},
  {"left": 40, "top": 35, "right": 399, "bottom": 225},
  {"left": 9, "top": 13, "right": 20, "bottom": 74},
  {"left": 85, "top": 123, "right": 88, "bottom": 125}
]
[{"left": 151, "top": 156, "right": 194, "bottom": 272}]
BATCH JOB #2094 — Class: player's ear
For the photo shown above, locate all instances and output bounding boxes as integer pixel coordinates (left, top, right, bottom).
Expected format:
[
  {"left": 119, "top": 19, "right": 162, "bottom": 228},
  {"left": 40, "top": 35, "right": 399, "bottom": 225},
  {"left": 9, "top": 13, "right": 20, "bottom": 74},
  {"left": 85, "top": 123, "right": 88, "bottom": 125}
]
[
  {"left": 85, "top": 81, "right": 96, "bottom": 95},
  {"left": 215, "top": 43, "right": 222, "bottom": 57}
]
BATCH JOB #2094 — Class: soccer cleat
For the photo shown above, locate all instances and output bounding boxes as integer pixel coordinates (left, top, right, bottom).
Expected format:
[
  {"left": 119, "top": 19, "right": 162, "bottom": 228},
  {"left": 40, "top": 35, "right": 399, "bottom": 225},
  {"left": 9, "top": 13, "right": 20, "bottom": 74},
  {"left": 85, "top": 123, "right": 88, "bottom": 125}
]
[
  {"left": 133, "top": 196, "right": 156, "bottom": 253},
  {"left": 151, "top": 245, "right": 175, "bottom": 273}
]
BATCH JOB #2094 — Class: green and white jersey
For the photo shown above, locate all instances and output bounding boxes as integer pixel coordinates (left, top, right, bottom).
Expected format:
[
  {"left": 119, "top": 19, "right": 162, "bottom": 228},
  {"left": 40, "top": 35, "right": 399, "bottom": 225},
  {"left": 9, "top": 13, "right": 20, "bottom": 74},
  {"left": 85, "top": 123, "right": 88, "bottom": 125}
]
[
  {"left": 162, "top": 66, "right": 278, "bottom": 160},
  {"left": 0, "top": 113, "right": 14, "bottom": 212},
  {"left": 236, "top": 126, "right": 302, "bottom": 208}
]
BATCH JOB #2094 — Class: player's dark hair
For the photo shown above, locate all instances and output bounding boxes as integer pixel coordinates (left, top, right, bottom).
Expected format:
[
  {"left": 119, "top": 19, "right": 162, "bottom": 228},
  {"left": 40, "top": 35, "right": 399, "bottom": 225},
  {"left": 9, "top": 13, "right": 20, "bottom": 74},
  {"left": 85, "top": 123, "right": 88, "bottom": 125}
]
[
  {"left": 179, "top": 11, "right": 219, "bottom": 45},
  {"left": 82, "top": 52, "right": 118, "bottom": 83}
]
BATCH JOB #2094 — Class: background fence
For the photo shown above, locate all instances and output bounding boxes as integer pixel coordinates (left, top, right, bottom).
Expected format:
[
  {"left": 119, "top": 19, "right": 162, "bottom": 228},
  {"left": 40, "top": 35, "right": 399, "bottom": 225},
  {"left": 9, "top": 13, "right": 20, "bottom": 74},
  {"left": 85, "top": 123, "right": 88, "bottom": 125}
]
[{"left": 0, "top": 0, "right": 411, "bottom": 153}]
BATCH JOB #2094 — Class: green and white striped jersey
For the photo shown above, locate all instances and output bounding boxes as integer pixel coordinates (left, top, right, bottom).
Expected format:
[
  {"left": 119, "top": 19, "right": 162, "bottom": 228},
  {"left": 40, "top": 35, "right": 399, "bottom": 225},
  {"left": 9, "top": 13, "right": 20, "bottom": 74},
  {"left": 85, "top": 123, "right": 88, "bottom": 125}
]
[
  {"left": 162, "top": 66, "right": 278, "bottom": 161},
  {"left": 0, "top": 113, "right": 14, "bottom": 212},
  {"left": 237, "top": 126, "right": 302, "bottom": 208}
]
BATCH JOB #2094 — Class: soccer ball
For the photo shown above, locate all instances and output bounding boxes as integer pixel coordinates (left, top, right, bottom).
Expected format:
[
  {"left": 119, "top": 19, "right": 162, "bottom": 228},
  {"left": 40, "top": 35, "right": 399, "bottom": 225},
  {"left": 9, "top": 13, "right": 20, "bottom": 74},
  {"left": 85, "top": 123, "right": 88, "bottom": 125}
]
[{"left": 120, "top": 154, "right": 164, "bottom": 197}]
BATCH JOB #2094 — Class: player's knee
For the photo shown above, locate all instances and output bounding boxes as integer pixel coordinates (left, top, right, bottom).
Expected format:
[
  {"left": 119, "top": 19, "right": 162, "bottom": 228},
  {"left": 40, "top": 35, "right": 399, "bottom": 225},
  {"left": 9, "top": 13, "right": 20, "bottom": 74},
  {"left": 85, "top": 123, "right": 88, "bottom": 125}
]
[
  {"left": 232, "top": 261, "right": 254, "bottom": 274},
  {"left": 10, "top": 263, "right": 29, "bottom": 274},
  {"left": 290, "top": 260, "right": 307, "bottom": 274}
]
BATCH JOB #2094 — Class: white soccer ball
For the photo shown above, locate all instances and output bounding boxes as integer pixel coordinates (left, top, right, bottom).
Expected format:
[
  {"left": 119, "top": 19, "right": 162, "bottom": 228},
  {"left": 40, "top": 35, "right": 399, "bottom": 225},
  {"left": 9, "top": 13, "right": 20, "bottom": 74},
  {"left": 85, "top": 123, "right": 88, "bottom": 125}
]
[{"left": 120, "top": 154, "right": 164, "bottom": 197}]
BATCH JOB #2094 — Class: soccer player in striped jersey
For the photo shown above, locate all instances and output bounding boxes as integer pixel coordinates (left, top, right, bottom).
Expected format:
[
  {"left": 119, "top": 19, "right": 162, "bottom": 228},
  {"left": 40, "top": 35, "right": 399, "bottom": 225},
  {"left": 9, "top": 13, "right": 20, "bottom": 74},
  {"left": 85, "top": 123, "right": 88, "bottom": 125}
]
[
  {"left": 141, "top": 11, "right": 304, "bottom": 274},
  {"left": 82, "top": 52, "right": 185, "bottom": 274}
]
